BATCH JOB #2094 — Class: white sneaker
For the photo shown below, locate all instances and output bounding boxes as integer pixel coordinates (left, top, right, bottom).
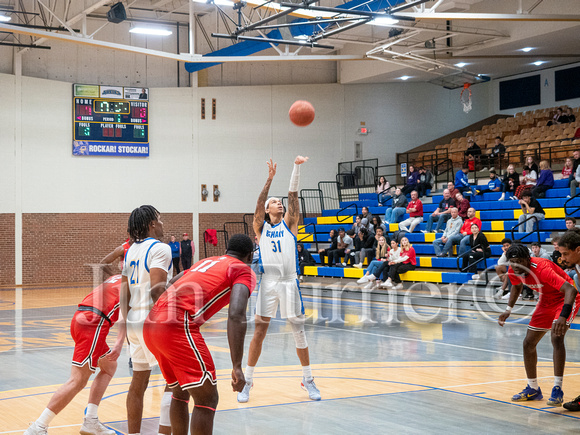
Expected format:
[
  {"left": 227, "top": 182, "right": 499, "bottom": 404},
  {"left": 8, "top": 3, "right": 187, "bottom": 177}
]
[
  {"left": 301, "top": 377, "right": 321, "bottom": 401},
  {"left": 393, "top": 283, "right": 404, "bottom": 290},
  {"left": 472, "top": 274, "right": 480, "bottom": 280},
  {"left": 501, "top": 292, "right": 511, "bottom": 300},
  {"left": 379, "top": 280, "right": 391, "bottom": 288},
  {"left": 353, "top": 263, "right": 363, "bottom": 269},
  {"left": 357, "top": 275, "right": 369, "bottom": 284},
  {"left": 368, "top": 274, "right": 376, "bottom": 281},
  {"left": 498, "top": 194, "right": 505, "bottom": 201},
  {"left": 489, "top": 167, "right": 495, "bottom": 172},
  {"left": 420, "top": 230, "right": 428, "bottom": 234},
  {"left": 341, "top": 262, "right": 347, "bottom": 267},
  {"left": 479, "top": 167, "right": 488, "bottom": 172},
  {"left": 24, "top": 422, "right": 48, "bottom": 435},
  {"left": 80, "top": 418, "right": 115, "bottom": 435},
  {"left": 567, "top": 195, "right": 571, "bottom": 198},
  {"left": 237, "top": 381, "right": 253, "bottom": 403},
  {"left": 494, "top": 288, "right": 504, "bottom": 299}
]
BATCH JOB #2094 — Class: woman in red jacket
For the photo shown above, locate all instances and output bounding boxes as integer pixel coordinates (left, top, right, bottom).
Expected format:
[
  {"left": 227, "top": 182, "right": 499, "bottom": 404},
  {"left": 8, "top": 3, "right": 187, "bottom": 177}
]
[{"left": 387, "top": 236, "right": 416, "bottom": 289}]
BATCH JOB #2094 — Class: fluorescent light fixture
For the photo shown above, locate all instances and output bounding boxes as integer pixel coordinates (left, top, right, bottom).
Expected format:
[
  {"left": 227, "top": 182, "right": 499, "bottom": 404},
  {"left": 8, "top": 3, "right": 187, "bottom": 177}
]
[
  {"left": 0, "top": 14, "right": 11, "bottom": 22},
  {"left": 532, "top": 61, "right": 547, "bottom": 66},
  {"left": 192, "top": 0, "right": 234, "bottom": 5},
  {"left": 520, "top": 47, "right": 534, "bottom": 52},
  {"left": 298, "top": 39, "right": 308, "bottom": 44},
  {"left": 294, "top": 34, "right": 309, "bottom": 40},
  {"left": 399, "top": 76, "right": 411, "bottom": 81},
  {"left": 454, "top": 62, "right": 468, "bottom": 68},
  {"left": 369, "top": 17, "right": 399, "bottom": 26},
  {"left": 130, "top": 27, "right": 173, "bottom": 36}
]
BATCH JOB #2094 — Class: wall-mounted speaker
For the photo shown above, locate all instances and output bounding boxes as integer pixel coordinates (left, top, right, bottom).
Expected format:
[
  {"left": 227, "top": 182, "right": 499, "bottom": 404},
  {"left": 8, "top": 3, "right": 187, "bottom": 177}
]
[{"left": 107, "top": 3, "right": 126, "bottom": 24}]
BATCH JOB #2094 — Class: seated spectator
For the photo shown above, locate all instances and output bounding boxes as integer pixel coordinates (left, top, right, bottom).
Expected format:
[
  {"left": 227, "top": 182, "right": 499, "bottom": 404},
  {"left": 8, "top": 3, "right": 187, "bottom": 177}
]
[
  {"left": 524, "top": 156, "right": 539, "bottom": 175},
  {"left": 371, "top": 216, "right": 387, "bottom": 235},
  {"left": 463, "top": 223, "right": 491, "bottom": 279},
  {"left": 565, "top": 107, "right": 576, "bottom": 123},
  {"left": 532, "top": 160, "right": 554, "bottom": 198},
  {"left": 318, "top": 229, "right": 337, "bottom": 266},
  {"left": 401, "top": 165, "right": 419, "bottom": 196},
  {"left": 494, "top": 238, "right": 512, "bottom": 299},
  {"left": 376, "top": 176, "right": 391, "bottom": 206},
  {"left": 422, "top": 189, "right": 455, "bottom": 233},
  {"left": 384, "top": 187, "right": 408, "bottom": 224},
  {"left": 529, "top": 241, "right": 551, "bottom": 260},
  {"left": 454, "top": 192, "right": 470, "bottom": 219},
  {"left": 350, "top": 228, "right": 375, "bottom": 268},
  {"left": 475, "top": 170, "right": 502, "bottom": 196},
  {"left": 361, "top": 217, "right": 374, "bottom": 235},
  {"left": 351, "top": 215, "right": 363, "bottom": 234},
  {"left": 357, "top": 236, "right": 390, "bottom": 285},
  {"left": 464, "top": 137, "right": 481, "bottom": 171},
  {"left": 514, "top": 163, "right": 537, "bottom": 199},
  {"left": 561, "top": 157, "right": 574, "bottom": 180},
  {"left": 416, "top": 166, "right": 434, "bottom": 198},
  {"left": 566, "top": 216, "right": 577, "bottom": 230},
  {"left": 330, "top": 228, "right": 354, "bottom": 267},
  {"left": 378, "top": 240, "right": 402, "bottom": 288},
  {"left": 479, "top": 136, "right": 506, "bottom": 172},
  {"left": 385, "top": 237, "right": 416, "bottom": 290},
  {"left": 447, "top": 181, "right": 460, "bottom": 200},
  {"left": 570, "top": 156, "right": 580, "bottom": 198},
  {"left": 457, "top": 208, "right": 482, "bottom": 256},
  {"left": 399, "top": 191, "right": 423, "bottom": 234},
  {"left": 455, "top": 163, "right": 474, "bottom": 195},
  {"left": 432, "top": 207, "right": 463, "bottom": 257},
  {"left": 361, "top": 206, "right": 373, "bottom": 223},
  {"left": 516, "top": 191, "right": 545, "bottom": 233},
  {"left": 547, "top": 107, "right": 565, "bottom": 126},
  {"left": 373, "top": 227, "right": 390, "bottom": 245},
  {"left": 499, "top": 164, "right": 520, "bottom": 201},
  {"left": 297, "top": 243, "right": 315, "bottom": 278}
]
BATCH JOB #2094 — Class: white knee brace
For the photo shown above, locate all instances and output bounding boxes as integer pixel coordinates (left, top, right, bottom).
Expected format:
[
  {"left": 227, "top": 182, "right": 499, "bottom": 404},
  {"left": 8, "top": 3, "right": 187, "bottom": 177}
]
[
  {"left": 290, "top": 319, "right": 308, "bottom": 349},
  {"left": 159, "top": 391, "right": 172, "bottom": 427}
]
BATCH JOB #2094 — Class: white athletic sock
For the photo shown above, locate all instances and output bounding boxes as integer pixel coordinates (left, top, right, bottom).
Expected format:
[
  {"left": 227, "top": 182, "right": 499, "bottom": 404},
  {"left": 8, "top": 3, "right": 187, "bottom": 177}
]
[
  {"left": 554, "top": 376, "right": 563, "bottom": 388},
  {"left": 302, "top": 365, "right": 313, "bottom": 381},
  {"left": 245, "top": 366, "right": 255, "bottom": 383},
  {"left": 528, "top": 378, "right": 539, "bottom": 389},
  {"left": 36, "top": 408, "right": 56, "bottom": 427},
  {"left": 85, "top": 403, "right": 98, "bottom": 419}
]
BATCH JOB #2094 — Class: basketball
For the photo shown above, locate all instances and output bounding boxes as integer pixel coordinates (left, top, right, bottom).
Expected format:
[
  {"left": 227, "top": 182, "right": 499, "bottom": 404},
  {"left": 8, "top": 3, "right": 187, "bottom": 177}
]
[{"left": 289, "top": 100, "right": 315, "bottom": 127}]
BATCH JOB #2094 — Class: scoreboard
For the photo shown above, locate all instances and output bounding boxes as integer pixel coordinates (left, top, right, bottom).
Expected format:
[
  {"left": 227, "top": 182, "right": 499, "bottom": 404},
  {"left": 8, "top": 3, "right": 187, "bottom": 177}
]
[{"left": 72, "top": 84, "right": 150, "bottom": 157}]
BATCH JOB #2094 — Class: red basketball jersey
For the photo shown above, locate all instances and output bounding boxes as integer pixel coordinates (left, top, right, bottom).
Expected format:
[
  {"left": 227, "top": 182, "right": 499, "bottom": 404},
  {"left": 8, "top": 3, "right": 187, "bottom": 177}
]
[
  {"left": 78, "top": 274, "right": 122, "bottom": 323},
  {"left": 508, "top": 257, "right": 575, "bottom": 303},
  {"left": 153, "top": 255, "right": 256, "bottom": 325}
]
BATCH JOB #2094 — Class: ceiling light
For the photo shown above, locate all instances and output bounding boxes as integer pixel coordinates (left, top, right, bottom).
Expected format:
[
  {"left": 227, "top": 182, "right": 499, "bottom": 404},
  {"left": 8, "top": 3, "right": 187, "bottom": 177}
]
[
  {"left": 399, "top": 76, "right": 411, "bottom": 81},
  {"left": 0, "top": 14, "right": 11, "bottom": 22},
  {"left": 192, "top": 0, "right": 234, "bottom": 5},
  {"left": 532, "top": 61, "right": 547, "bottom": 66},
  {"left": 520, "top": 47, "right": 534, "bottom": 52},
  {"left": 130, "top": 27, "right": 173, "bottom": 36},
  {"left": 369, "top": 17, "right": 399, "bottom": 26},
  {"left": 454, "top": 62, "right": 468, "bottom": 68},
  {"left": 294, "top": 34, "right": 309, "bottom": 40}
]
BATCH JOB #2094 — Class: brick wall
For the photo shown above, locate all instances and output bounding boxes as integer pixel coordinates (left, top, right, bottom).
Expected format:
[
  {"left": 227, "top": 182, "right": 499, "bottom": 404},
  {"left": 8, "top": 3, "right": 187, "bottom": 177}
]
[
  {"left": 21, "top": 213, "right": 193, "bottom": 285},
  {"left": 0, "top": 214, "right": 15, "bottom": 286},
  {"left": 198, "top": 213, "right": 252, "bottom": 259}
]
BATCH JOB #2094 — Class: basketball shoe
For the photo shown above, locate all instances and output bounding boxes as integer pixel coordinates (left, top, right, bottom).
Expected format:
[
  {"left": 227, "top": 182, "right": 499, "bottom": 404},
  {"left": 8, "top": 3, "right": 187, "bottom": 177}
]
[
  {"left": 301, "top": 377, "right": 321, "bottom": 401},
  {"left": 24, "top": 422, "right": 47, "bottom": 435},
  {"left": 237, "top": 381, "right": 253, "bottom": 403},
  {"left": 547, "top": 386, "right": 564, "bottom": 407},
  {"left": 563, "top": 394, "right": 580, "bottom": 411},
  {"left": 512, "top": 385, "right": 542, "bottom": 401},
  {"left": 80, "top": 417, "right": 116, "bottom": 435}
]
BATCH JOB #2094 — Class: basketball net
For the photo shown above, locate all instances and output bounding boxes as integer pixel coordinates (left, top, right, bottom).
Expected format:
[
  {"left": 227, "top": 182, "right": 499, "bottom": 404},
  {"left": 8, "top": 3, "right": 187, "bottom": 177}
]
[{"left": 460, "top": 83, "right": 472, "bottom": 113}]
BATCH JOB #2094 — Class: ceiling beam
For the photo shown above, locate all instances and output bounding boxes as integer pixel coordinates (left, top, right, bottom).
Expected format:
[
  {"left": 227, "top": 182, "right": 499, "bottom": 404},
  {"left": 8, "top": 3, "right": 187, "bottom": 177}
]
[{"left": 396, "top": 13, "right": 580, "bottom": 21}]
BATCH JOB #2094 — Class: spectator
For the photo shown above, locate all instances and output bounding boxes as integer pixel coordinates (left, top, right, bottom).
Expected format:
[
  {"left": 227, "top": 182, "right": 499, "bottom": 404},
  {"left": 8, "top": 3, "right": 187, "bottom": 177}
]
[
  {"left": 514, "top": 163, "right": 537, "bottom": 199},
  {"left": 376, "top": 176, "right": 391, "bottom": 206},
  {"left": 455, "top": 163, "right": 474, "bottom": 195},
  {"left": 432, "top": 207, "right": 463, "bottom": 257},
  {"left": 463, "top": 223, "right": 491, "bottom": 279},
  {"left": 361, "top": 206, "right": 373, "bottom": 223},
  {"left": 532, "top": 160, "right": 554, "bottom": 198},
  {"left": 530, "top": 241, "right": 552, "bottom": 260},
  {"left": 422, "top": 189, "right": 455, "bottom": 233},
  {"left": 180, "top": 233, "right": 194, "bottom": 270},
  {"left": 570, "top": 156, "right": 580, "bottom": 198},
  {"left": 447, "top": 181, "right": 460, "bottom": 200},
  {"left": 547, "top": 107, "right": 565, "bottom": 126},
  {"left": 454, "top": 192, "right": 470, "bottom": 219},
  {"left": 499, "top": 164, "right": 520, "bottom": 201},
  {"left": 399, "top": 191, "right": 423, "bottom": 234},
  {"left": 516, "top": 191, "right": 545, "bottom": 233},
  {"left": 351, "top": 215, "right": 363, "bottom": 234},
  {"left": 464, "top": 137, "right": 481, "bottom": 171},
  {"left": 475, "top": 170, "right": 502, "bottom": 196},
  {"left": 349, "top": 228, "right": 375, "bottom": 267},
  {"left": 561, "top": 157, "right": 574, "bottom": 179},
  {"left": 565, "top": 107, "right": 576, "bottom": 123},
  {"left": 386, "top": 237, "right": 416, "bottom": 290},
  {"left": 401, "top": 165, "right": 419, "bottom": 196},
  {"left": 566, "top": 216, "right": 577, "bottom": 230},
  {"left": 494, "top": 238, "right": 512, "bottom": 299},
  {"left": 357, "top": 236, "right": 390, "bottom": 285},
  {"left": 318, "top": 229, "right": 338, "bottom": 266},
  {"left": 297, "top": 243, "right": 315, "bottom": 278},
  {"left": 416, "top": 166, "right": 434, "bottom": 198},
  {"left": 524, "top": 156, "right": 539, "bottom": 175},
  {"left": 371, "top": 216, "right": 387, "bottom": 235},
  {"left": 331, "top": 228, "right": 354, "bottom": 267},
  {"left": 480, "top": 136, "right": 506, "bottom": 172},
  {"left": 168, "top": 235, "right": 181, "bottom": 275},
  {"left": 378, "top": 240, "right": 403, "bottom": 288},
  {"left": 384, "top": 187, "right": 408, "bottom": 224},
  {"left": 457, "top": 207, "right": 482, "bottom": 256}
]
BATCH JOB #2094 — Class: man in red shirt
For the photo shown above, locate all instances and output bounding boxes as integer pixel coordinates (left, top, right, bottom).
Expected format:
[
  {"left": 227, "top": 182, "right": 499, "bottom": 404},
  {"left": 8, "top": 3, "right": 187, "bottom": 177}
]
[
  {"left": 399, "top": 190, "right": 423, "bottom": 234},
  {"left": 25, "top": 275, "right": 126, "bottom": 435},
  {"left": 498, "top": 244, "right": 579, "bottom": 407},
  {"left": 456, "top": 207, "right": 481, "bottom": 256},
  {"left": 454, "top": 192, "right": 470, "bottom": 219},
  {"left": 143, "top": 234, "right": 256, "bottom": 434}
]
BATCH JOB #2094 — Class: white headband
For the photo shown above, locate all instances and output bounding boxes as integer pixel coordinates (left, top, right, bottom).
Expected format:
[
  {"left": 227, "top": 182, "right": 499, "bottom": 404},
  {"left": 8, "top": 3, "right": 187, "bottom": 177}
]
[{"left": 265, "top": 197, "right": 277, "bottom": 212}]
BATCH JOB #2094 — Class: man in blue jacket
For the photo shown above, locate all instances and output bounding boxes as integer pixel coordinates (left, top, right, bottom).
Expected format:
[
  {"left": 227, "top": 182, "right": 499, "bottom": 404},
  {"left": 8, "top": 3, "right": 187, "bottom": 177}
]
[{"left": 455, "top": 163, "right": 475, "bottom": 195}]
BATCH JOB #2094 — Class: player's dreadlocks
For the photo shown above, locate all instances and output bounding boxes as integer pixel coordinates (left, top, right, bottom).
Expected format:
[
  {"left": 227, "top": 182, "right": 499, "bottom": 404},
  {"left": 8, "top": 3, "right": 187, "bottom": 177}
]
[
  {"left": 506, "top": 243, "right": 530, "bottom": 261},
  {"left": 128, "top": 205, "right": 159, "bottom": 241}
]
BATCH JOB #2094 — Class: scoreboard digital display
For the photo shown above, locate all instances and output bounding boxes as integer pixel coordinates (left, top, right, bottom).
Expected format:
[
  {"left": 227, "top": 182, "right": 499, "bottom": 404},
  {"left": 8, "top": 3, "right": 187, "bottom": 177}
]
[{"left": 72, "top": 84, "right": 150, "bottom": 157}]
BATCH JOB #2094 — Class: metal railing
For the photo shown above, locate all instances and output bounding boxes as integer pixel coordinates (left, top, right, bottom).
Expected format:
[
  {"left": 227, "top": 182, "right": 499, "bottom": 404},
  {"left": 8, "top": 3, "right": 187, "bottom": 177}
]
[
  {"left": 456, "top": 243, "right": 490, "bottom": 284},
  {"left": 300, "top": 188, "right": 324, "bottom": 216},
  {"left": 510, "top": 215, "right": 541, "bottom": 243},
  {"left": 203, "top": 229, "right": 228, "bottom": 259},
  {"left": 564, "top": 192, "right": 580, "bottom": 217},
  {"left": 243, "top": 213, "right": 254, "bottom": 234},
  {"left": 336, "top": 203, "right": 359, "bottom": 223},
  {"left": 297, "top": 222, "right": 318, "bottom": 251},
  {"left": 223, "top": 221, "right": 249, "bottom": 237},
  {"left": 318, "top": 181, "right": 340, "bottom": 208},
  {"left": 434, "top": 158, "right": 454, "bottom": 185}
]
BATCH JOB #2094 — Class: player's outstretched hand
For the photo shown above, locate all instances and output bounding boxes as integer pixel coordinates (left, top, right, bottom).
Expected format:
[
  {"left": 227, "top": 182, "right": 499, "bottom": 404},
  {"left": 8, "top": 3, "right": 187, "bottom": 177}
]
[
  {"left": 552, "top": 317, "right": 568, "bottom": 336},
  {"left": 231, "top": 368, "right": 246, "bottom": 392},
  {"left": 498, "top": 310, "right": 510, "bottom": 327},
  {"left": 267, "top": 159, "right": 277, "bottom": 180},
  {"left": 295, "top": 156, "right": 309, "bottom": 165},
  {"left": 106, "top": 347, "right": 122, "bottom": 362}
]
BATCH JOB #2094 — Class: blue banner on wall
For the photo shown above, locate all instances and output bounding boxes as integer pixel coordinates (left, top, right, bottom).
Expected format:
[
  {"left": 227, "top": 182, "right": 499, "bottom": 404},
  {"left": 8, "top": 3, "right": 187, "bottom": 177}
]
[{"left": 73, "top": 141, "right": 149, "bottom": 157}]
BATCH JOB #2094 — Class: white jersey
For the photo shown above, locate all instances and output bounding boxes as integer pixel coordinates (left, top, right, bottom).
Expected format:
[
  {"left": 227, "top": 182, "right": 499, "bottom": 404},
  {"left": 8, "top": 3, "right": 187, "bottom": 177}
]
[
  {"left": 122, "top": 237, "right": 172, "bottom": 323},
  {"left": 259, "top": 220, "right": 299, "bottom": 279}
]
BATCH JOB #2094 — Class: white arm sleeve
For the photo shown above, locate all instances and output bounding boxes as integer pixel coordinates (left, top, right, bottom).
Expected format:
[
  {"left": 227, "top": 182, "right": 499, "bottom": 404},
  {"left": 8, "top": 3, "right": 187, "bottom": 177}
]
[{"left": 289, "top": 163, "right": 301, "bottom": 192}]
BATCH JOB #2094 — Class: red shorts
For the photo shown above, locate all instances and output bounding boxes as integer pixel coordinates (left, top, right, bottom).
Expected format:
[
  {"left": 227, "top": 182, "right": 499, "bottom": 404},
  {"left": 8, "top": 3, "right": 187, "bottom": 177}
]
[
  {"left": 70, "top": 310, "right": 112, "bottom": 371},
  {"left": 528, "top": 295, "right": 580, "bottom": 331},
  {"left": 143, "top": 309, "right": 216, "bottom": 390}
]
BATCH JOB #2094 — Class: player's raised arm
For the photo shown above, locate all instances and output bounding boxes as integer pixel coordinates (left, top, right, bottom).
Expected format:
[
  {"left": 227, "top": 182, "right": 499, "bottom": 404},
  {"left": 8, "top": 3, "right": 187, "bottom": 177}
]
[
  {"left": 228, "top": 282, "right": 251, "bottom": 392},
  {"left": 285, "top": 155, "right": 309, "bottom": 235},
  {"left": 99, "top": 244, "right": 125, "bottom": 279},
  {"left": 254, "top": 159, "right": 277, "bottom": 239}
]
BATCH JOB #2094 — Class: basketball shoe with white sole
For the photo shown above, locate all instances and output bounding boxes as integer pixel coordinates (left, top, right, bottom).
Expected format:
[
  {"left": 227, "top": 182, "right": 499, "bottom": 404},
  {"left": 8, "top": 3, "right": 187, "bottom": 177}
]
[
  {"left": 237, "top": 381, "right": 253, "bottom": 403},
  {"left": 24, "top": 422, "right": 47, "bottom": 435},
  {"left": 80, "top": 418, "right": 116, "bottom": 435},
  {"left": 301, "top": 377, "right": 321, "bottom": 401}
]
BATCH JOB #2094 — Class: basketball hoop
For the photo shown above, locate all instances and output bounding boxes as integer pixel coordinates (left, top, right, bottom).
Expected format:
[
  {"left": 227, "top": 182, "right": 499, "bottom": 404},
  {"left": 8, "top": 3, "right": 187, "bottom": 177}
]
[{"left": 460, "top": 82, "right": 472, "bottom": 113}]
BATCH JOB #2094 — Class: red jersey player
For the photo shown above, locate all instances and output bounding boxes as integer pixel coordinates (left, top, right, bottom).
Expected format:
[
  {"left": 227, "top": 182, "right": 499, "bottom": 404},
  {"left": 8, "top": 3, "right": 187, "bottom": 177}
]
[
  {"left": 143, "top": 234, "right": 256, "bottom": 435},
  {"left": 25, "top": 275, "right": 126, "bottom": 435},
  {"left": 100, "top": 237, "right": 132, "bottom": 279},
  {"left": 498, "top": 244, "right": 579, "bottom": 407}
]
